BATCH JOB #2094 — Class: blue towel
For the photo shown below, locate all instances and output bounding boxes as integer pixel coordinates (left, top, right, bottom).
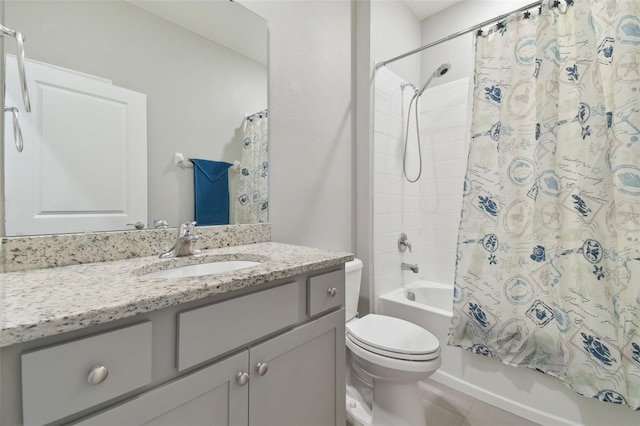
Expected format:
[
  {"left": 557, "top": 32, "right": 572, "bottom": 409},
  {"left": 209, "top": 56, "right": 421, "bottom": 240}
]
[{"left": 190, "top": 158, "right": 233, "bottom": 226}]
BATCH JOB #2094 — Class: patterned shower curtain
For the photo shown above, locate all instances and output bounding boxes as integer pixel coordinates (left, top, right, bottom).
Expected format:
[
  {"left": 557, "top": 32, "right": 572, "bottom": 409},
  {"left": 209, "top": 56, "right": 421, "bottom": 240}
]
[
  {"left": 449, "top": 0, "right": 640, "bottom": 410},
  {"left": 234, "top": 110, "right": 268, "bottom": 224}
]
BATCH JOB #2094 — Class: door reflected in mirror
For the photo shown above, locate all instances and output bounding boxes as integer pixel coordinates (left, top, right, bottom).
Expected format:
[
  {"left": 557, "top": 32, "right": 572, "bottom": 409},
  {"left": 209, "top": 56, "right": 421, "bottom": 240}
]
[{"left": 3, "top": 0, "right": 268, "bottom": 236}]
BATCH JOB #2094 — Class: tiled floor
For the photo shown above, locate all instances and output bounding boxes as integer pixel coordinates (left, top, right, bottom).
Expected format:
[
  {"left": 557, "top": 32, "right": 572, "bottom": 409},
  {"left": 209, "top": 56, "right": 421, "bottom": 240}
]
[
  {"left": 421, "top": 380, "right": 541, "bottom": 426},
  {"left": 348, "top": 380, "right": 541, "bottom": 426}
]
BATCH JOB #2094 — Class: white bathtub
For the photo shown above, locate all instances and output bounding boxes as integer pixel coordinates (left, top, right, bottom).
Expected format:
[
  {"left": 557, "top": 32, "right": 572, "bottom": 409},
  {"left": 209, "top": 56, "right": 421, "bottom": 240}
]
[
  {"left": 378, "top": 281, "right": 453, "bottom": 355},
  {"left": 398, "top": 282, "right": 454, "bottom": 316},
  {"left": 377, "top": 281, "right": 637, "bottom": 426}
]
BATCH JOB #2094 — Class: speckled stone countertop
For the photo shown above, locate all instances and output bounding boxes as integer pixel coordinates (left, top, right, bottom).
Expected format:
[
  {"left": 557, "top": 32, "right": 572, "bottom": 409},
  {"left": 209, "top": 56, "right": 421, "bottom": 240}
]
[
  {"left": 0, "top": 242, "right": 353, "bottom": 348},
  {"left": 1, "top": 223, "right": 271, "bottom": 273}
]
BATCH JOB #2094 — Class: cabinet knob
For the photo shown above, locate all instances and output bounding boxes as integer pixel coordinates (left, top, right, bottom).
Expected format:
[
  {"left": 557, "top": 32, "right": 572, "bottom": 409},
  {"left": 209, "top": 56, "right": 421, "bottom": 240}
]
[
  {"left": 327, "top": 287, "right": 338, "bottom": 297},
  {"left": 255, "top": 362, "right": 269, "bottom": 376},
  {"left": 87, "top": 365, "right": 109, "bottom": 385},
  {"left": 236, "top": 371, "right": 250, "bottom": 386}
]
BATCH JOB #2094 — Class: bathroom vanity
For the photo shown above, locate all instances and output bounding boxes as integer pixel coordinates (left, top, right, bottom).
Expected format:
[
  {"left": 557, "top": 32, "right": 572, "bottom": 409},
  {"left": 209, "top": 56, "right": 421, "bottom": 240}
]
[{"left": 0, "top": 234, "right": 351, "bottom": 426}]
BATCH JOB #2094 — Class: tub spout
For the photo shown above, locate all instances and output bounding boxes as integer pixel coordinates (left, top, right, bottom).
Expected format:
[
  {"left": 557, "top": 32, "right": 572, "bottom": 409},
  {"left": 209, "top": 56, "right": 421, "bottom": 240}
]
[{"left": 401, "top": 262, "right": 419, "bottom": 273}]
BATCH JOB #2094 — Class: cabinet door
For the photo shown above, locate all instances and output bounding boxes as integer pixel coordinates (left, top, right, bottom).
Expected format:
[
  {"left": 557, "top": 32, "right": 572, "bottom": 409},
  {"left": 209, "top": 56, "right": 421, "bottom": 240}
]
[
  {"left": 74, "top": 351, "right": 249, "bottom": 426},
  {"left": 249, "top": 309, "right": 345, "bottom": 426}
]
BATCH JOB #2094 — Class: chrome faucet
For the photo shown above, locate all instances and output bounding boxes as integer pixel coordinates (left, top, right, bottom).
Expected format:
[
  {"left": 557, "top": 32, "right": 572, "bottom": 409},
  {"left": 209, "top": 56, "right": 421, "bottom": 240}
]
[
  {"left": 153, "top": 219, "right": 169, "bottom": 229},
  {"left": 159, "top": 221, "right": 200, "bottom": 258},
  {"left": 401, "top": 262, "right": 419, "bottom": 273}
]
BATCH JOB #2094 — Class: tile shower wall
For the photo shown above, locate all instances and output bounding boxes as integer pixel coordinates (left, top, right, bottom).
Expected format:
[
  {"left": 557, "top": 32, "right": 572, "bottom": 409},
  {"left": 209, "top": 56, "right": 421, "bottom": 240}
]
[
  {"left": 373, "top": 66, "right": 469, "bottom": 307},
  {"left": 417, "top": 77, "right": 470, "bottom": 284}
]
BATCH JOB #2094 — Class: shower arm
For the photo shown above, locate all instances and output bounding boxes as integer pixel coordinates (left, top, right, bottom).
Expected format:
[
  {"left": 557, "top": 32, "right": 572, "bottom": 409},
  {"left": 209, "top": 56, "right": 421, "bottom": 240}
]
[{"left": 416, "top": 74, "right": 435, "bottom": 96}]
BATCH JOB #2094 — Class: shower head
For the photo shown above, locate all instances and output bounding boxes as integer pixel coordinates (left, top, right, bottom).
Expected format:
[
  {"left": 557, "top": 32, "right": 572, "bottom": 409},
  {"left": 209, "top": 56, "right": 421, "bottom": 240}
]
[
  {"left": 417, "top": 63, "right": 451, "bottom": 95},
  {"left": 435, "top": 63, "right": 451, "bottom": 77}
]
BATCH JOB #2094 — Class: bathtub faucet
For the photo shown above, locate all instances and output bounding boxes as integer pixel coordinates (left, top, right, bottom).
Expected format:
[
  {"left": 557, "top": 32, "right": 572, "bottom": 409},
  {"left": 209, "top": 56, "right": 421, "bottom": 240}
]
[{"left": 401, "top": 262, "right": 419, "bottom": 273}]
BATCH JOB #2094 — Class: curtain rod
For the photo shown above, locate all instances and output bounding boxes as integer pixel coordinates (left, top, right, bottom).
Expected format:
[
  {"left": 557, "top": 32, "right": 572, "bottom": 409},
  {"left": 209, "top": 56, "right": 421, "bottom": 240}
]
[
  {"left": 245, "top": 108, "right": 268, "bottom": 119},
  {"left": 375, "top": 0, "right": 543, "bottom": 69}
]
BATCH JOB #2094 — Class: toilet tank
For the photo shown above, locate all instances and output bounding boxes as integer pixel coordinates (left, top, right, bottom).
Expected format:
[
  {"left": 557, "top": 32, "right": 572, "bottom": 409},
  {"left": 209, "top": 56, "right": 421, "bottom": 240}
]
[{"left": 345, "top": 258, "right": 363, "bottom": 321}]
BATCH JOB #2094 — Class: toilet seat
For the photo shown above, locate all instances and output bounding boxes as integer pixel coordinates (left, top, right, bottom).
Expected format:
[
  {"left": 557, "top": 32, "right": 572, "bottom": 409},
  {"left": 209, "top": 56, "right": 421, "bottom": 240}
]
[{"left": 346, "top": 314, "right": 440, "bottom": 361}]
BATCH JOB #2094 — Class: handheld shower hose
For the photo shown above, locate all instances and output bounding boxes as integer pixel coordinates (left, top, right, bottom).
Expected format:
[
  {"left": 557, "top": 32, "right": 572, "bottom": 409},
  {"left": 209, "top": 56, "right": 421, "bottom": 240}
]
[{"left": 402, "top": 63, "right": 451, "bottom": 183}]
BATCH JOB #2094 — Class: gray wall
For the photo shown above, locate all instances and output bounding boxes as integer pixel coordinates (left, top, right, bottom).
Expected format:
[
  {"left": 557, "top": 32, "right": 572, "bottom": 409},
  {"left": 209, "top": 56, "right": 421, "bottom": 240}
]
[
  {"left": 243, "top": 0, "right": 355, "bottom": 253},
  {"left": 371, "top": 0, "right": 421, "bottom": 86}
]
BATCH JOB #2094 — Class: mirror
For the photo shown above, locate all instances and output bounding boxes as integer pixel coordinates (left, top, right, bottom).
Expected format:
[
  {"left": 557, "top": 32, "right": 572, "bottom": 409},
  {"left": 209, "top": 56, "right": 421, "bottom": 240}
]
[{"left": 2, "top": 0, "right": 268, "bottom": 236}]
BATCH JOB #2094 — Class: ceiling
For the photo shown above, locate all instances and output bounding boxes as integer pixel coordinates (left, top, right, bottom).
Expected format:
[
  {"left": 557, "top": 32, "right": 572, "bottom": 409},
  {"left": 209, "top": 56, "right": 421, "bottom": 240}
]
[
  {"left": 402, "top": 0, "right": 464, "bottom": 20},
  {"left": 127, "top": 0, "right": 461, "bottom": 63},
  {"left": 128, "top": 0, "right": 267, "bottom": 64}
]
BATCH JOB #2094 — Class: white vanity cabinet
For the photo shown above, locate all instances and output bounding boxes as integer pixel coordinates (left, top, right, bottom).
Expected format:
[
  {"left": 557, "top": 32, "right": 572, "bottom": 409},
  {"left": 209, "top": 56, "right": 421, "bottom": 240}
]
[{"left": 0, "top": 266, "right": 346, "bottom": 426}]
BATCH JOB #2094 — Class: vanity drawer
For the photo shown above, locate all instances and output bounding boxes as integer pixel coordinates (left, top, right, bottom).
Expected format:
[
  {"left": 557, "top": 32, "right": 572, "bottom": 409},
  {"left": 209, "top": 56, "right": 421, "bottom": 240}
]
[
  {"left": 177, "top": 281, "right": 300, "bottom": 371},
  {"left": 22, "top": 322, "right": 152, "bottom": 426},
  {"left": 308, "top": 269, "right": 344, "bottom": 316}
]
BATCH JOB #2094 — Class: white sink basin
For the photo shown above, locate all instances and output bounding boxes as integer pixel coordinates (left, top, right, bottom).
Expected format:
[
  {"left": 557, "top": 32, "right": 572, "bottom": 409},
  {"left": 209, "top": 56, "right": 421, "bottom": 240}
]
[{"left": 140, "top": 260, "right": 261, "bottom": 279}]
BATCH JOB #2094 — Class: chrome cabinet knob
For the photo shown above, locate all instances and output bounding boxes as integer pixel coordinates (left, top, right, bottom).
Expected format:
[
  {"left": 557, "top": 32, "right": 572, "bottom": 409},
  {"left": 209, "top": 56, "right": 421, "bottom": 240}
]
[
  {"left": 327, "top": 287, "right": 338, "bottom": 297},
  {"left": 255, "top": 362, "right": 269, "bottom": 376},
  {"left": 236, "top": 371, "right": 250, "bottom": 386},
  {"left": 87, "top": 365, "right": 109, "bottom": 385}
]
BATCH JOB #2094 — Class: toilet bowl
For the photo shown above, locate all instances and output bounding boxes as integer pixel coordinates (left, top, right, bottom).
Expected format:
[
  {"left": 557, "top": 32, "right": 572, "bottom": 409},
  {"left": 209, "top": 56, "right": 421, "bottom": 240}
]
[{"left": 344, "top": 259, "right": 441, "bottom": 426}]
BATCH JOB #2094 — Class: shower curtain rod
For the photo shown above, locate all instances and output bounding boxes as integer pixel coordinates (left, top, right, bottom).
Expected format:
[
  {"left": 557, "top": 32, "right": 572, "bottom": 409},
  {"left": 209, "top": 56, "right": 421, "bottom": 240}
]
[{"left": 375, "top": 0, "right": 543, "bottom": 69}]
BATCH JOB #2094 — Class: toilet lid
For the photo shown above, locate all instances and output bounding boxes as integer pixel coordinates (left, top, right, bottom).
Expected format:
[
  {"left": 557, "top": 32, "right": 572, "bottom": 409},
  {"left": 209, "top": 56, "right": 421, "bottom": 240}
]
[{"left": 346, "top": 314, "right": 440, "bottom": 361}]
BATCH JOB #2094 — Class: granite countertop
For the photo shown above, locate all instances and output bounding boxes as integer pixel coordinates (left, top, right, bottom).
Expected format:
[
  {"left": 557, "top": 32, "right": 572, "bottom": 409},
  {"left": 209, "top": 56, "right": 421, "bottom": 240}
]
[{"left": 0, "top": 242, "right": 354, "bottom": 348}]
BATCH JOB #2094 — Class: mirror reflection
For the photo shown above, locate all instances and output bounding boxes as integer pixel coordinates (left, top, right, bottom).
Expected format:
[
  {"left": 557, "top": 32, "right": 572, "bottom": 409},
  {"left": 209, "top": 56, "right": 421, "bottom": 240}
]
[{"left": 3, "top": 0, "right": 268, "bottom": 236}]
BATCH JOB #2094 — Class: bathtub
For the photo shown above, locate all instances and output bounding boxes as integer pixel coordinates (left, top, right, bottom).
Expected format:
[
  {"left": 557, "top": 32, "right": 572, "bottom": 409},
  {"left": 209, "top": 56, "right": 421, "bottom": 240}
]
[
  {"left": 377, "top": 281, "right": 634, "bottom": 426},
  {"left": 378, "top": 281, "right": 453, "bottom": 354},
  {"left": 398, "top": 282, "right": 453, "bottom": 317}
]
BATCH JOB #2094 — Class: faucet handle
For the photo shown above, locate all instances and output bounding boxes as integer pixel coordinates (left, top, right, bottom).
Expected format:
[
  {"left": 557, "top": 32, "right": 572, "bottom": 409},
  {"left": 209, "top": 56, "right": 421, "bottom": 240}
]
[
  {"left": 398, "top": 233, "right": 412, "bottom": 253},
  {"left": 153, "top": 219, "right": 169, "bottom": 229},
  {"left": 179, "top": 221, "right": 197, "bottom": 237}
]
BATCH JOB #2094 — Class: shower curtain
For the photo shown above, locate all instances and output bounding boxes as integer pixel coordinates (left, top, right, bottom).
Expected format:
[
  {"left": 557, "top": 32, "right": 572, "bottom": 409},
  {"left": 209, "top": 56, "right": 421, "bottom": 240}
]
[
  {"left": 449, "top": 0, "right": 640, "bottom": 410},
  {"left": 234, "top": 110, "right": 268, "bottom": 224}
]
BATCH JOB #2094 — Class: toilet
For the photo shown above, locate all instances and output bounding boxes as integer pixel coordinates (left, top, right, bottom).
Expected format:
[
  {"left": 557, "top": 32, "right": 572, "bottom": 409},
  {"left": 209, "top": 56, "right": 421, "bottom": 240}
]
[{"left": 345, "top": 259, "right": 441, "bottom": 426}]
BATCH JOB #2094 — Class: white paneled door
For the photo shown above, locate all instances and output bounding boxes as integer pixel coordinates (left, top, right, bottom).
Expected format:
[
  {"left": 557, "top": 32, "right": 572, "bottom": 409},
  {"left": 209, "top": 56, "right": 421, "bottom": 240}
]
[{"left": 4, "top": 56, "right": 147, "bottom": 235}]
